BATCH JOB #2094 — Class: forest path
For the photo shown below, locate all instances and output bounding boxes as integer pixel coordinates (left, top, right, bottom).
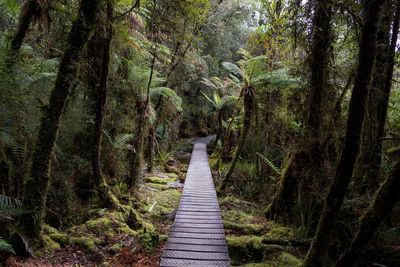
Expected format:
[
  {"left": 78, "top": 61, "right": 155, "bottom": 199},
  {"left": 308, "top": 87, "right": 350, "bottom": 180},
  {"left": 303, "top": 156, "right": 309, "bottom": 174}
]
[{"left": 159, "top": 139, "right": 231, "bottom": 267}]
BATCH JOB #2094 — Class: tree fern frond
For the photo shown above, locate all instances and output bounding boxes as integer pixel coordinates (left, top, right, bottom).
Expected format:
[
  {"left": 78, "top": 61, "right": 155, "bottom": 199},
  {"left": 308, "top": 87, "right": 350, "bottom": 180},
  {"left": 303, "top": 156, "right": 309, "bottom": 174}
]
[{"left": 222, "top": 62, "right": 243, "bottom": 79}]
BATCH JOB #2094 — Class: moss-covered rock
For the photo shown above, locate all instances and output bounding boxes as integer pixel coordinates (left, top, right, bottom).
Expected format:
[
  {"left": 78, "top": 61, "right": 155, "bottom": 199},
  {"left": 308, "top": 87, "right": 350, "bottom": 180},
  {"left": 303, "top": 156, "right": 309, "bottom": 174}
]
[{"left": 70, "top": 236, "right": 102, "bottom": 251}]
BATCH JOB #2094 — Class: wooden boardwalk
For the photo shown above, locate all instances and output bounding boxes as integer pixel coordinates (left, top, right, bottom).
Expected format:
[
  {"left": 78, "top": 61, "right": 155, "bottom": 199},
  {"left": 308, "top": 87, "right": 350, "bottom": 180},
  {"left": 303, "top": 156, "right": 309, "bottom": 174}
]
[{"left": 160, "top": 138, "right": 231, "bottom": 267}]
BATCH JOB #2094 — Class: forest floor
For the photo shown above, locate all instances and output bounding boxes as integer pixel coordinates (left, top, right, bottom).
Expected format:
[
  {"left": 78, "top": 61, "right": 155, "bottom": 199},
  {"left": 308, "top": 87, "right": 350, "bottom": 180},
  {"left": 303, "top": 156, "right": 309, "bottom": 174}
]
[{"left": 4, "top": 138, "right": 305, "bottom": 267}]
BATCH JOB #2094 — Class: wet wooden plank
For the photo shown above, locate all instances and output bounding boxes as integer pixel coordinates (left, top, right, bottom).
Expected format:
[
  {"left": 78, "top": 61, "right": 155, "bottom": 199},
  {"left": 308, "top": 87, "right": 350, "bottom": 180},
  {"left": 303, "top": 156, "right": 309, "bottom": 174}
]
[{"left": 160, "top": 142, "right": 231, "bottom": 266}]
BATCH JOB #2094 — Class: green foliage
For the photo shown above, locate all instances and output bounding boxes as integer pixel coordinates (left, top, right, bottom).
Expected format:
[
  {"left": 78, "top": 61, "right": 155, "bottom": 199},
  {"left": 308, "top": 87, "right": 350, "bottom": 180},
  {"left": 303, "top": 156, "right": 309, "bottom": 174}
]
[
  {"left": 0, "top": 238, "right": 15, "bottom": 254},
  {"left": 256, "top": 152, "right": 281, "bottom": 175},
  {"left": 0, "top": 195, "right": 27, "bottom": 217}
]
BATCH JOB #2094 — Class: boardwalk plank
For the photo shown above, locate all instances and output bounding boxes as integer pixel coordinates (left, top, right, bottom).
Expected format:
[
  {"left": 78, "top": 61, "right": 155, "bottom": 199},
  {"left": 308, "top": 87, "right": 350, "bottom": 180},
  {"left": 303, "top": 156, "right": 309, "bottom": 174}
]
[{"left": 160, "top": 142, "right": 231, "bottom": 266}]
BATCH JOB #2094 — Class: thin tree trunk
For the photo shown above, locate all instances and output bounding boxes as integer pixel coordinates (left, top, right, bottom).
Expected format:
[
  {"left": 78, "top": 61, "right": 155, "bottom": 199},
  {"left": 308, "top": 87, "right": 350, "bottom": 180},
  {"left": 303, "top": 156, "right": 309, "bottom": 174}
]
[
  {"left": 18, "top": 0, "right": 99, "bottom": 249},
  {"left": 5, "top": 0, "right": 38, "bottom": 68},
  {"left": 213, "top": 111, "right": 223, "bottom": 147},
  {"left": 219, "top": 87, "right": 254, "bottom": 191},
  {"left": 147, "top": 126, "right": 155, "bottom": 173},
  {"left": 92, "top": 0, "right": 118, "bottom": 208},
  {"left": 303, "top": 1, "right": 386, "bottom": 265},
  {"left": 336, "top": 160, "right": 400, "bottom": 266}
]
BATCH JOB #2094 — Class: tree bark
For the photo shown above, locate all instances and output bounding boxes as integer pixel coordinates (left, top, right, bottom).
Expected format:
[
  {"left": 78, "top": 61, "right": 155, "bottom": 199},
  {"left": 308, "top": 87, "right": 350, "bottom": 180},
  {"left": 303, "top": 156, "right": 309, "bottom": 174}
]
[
  {"left": 336, "top": 160, "right": 400, "bottom": 266},
  {"left": 91, "top": 0, "right": 118, "bottom": 208},
  {"left": 147, "top": 126, "right": 155, "bottom": 173},
  {"left": 18, "top": 0, "right": 99, "bottom": 249},
  {"left": 303, "top": 0, "right": 386, "bottom": 266},
  {"left": 355, "top": 0, "right": 398, "bottom": 194},
  {"left": 128, "top": 99, "right": 148, "bottom": 188},
  {"left": 265, "top": 0, "right": 332, "bottom": 227},
  {"left": 5, "top": 0, "right": 38, "bottom": 68}
]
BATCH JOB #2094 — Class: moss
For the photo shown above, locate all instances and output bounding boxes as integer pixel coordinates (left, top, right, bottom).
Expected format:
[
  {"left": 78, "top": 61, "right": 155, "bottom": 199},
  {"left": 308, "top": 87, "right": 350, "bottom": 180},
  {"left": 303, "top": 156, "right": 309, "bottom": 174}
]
[
  {"left": 70, "top": 236, "right": 102, "bottom": 251},
  {"left": 275, "top": 252, "right": 302, "bottom": 266},
  {"left": 139, "top": 230, "right": 159, "bottom": 252},
  {"left": 222, "top": 210, "right": 258, "bottom": 225},
  {"left": 110, "top": 243, "right": 123, "bottom": 253},
  {"left": 227, "top": 235, "right": 265, "bottom": 265},
  {"left": 146, "top": 176, "right": 176, "bottom": 184},
  {"left": 86, "top": 217, "right": 112, "bottom": 231},
  {"left": 117, "top": 225, "right": 137, "bottom": 236},
  {"left": 151, "top": 188, "right": 181, "bottom": 216},
  {"left": 241, "top": 264, "right": 273, "bottom": 267},
  {"left": 146, "top": 183, "right": 166, "bottom": 190},
  {"left": 49, "top": 232, "right": 69, "bottom": 245},
  {"left": 264, "top": 224, "right": 294, "bottom": 239},
  {"left": 224, "top": 221, "right": 264, "bottom": 235},
  {"left": 42, "top": 234, "right": 61, "bottom": 253},
  {"left": 166, "top": 172, "right": 179, "bottom": 179}
]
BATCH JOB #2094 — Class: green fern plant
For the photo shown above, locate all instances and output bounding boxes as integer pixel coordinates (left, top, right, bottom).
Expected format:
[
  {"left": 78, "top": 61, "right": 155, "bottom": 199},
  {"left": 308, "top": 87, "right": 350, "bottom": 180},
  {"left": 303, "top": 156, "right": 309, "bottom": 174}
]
[
  {"left": 0, "top": 238, "right": 15, "bottom": 254},
  {"left": 0, "top": 195, "right": 27, "bottom": 217},
  {"left": 256, "top": 152, "right": 281, "bottom": 175}
]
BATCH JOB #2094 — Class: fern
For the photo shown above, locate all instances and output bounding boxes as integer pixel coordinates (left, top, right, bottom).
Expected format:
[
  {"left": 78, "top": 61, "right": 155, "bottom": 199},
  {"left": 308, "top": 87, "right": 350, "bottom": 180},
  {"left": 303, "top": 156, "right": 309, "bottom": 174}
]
[
  {"left": 256, "top": 152, "right": 281, "bottom": 175},
  {"left": 112, "top": 134, "right": 135, "bottom": 150},
  {"left": 0, "top": 238, "right": 15, "bottom": 254},
  {"left": 0, "top": 195, "right": 28, "bottom": 217}
]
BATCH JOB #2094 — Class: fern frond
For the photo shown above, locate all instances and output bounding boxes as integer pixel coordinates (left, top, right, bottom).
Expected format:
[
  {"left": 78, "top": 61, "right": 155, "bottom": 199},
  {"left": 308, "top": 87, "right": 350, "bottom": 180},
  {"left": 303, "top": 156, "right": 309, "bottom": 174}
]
[
  {"left": 0, "top": 238, "right": 15, "bottom": 254},
  {"left": 0, "top": 195, "right": 28, "bottom": 217},
  {"left": 256, "top": 153, "right": 280, "bottom": 175}
]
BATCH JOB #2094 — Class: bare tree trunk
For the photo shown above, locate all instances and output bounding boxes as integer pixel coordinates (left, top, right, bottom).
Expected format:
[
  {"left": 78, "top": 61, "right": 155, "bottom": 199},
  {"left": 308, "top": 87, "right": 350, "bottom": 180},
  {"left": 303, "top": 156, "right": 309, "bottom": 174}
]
[
  {"left": 5, "top": 0, "right": 38, "bottom": 68},
  {"left": 303, "top": 1, "right": 386, "bottom": 265},
  {"left": 336, "top": 160, "right": 400, "bottom": 266},
  {"left": 18, "top": 0, "right": 99, "bottom": 249},
  {"left": 91, "top": 0, "right": 118, "bottom": 208}
]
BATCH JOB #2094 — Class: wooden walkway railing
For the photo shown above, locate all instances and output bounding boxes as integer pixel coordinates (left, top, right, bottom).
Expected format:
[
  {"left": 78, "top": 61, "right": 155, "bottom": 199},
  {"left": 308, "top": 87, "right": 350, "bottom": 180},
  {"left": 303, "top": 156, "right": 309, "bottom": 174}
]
[{"left": 160, "top": 140, "right": 231, "bottom": 267}]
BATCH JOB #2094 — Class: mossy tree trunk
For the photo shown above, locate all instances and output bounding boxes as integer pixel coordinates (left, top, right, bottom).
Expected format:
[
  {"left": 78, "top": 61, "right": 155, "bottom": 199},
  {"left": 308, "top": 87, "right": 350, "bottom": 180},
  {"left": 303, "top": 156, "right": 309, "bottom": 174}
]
[
  {"left": 128, "top": 99, "right": 148, "bottom": 188},
  {"left": 5, "top": 0, "right": 38, "bottom": 68},
  {"left": 147, "top": 125, "right": 155, "bottom": 173},
  {"left": 303, "top": 0, "right": 386, "bottom": 265},
  {"left": 336, "top": 159, "right": 400, "bottom": 266},
  {"left": 220, "top": 86, "right": 254, "bottom": 191},
  {"left": 355, "top": 0, "right": 397, "bottom": 195},
  {"left": 265, "top": 0, "right": 332, "bottom": 229},
  {"left": 18, "top": 0, "right": 99, "bottom": 249},
  {"left": 91, "top": 0, "right": 119, "bottom": 208}
]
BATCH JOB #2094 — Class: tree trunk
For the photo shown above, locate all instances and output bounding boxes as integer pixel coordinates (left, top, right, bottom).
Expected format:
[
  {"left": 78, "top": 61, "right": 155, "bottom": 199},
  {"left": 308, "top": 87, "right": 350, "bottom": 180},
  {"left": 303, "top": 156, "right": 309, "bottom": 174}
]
[
  {"left": 219, "top": 87, "right": 254, "bottom": 191},
  {"left": 18, "top": 0, "right": 99, "bottom": 249},
  {"left": 303, "top": 1, "right": 386, "bottom": 266},
  {"left": 213, "top": 111, "right": 223, "bottom": 147},
  {"left": 91, "top": 0, "right": 118, "bottom": 209},
  {"left": 336, "top": 160, "right": 400, "bottom": 266},
  {"left": 355, "top": 0, "right": 398, "bottom": 194},
  {"left": 265, "top": 0, "right": 332, "bottom": 226},
  {"left": 5, "top": 0, "right": 38, "bottom": 68},
  {"left": 147, "top": 126, "right": 155, "bottom": 173},
  {"left": 128, "top": 99, "right": 148, "bottom": 188}
]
